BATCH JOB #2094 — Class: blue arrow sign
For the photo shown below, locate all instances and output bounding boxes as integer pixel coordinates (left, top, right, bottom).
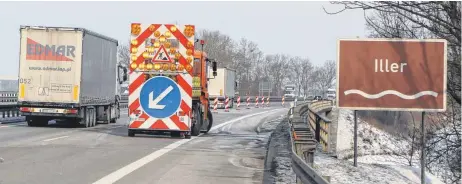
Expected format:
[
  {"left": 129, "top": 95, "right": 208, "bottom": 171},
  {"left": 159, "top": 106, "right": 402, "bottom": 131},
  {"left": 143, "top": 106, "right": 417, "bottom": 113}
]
[{"left": 139, "top": 76, "right": 181, "bottom": 119}]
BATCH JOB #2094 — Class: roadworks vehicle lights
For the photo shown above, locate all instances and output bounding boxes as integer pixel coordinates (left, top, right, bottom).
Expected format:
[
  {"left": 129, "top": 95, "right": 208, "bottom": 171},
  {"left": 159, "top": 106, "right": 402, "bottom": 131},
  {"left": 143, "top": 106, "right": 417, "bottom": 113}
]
[
  {"left": 154, "top": 31, "right": 161, "bottom": 38},
  {"left": 185, "top": 64, "right": 193, "bottom": 72},
  {"left": 130, "top": 62, "right": 137, "bottom": 69},
  {"left": 170, "top": 63, "right": 177, "bottom": 71},
  {"left": 184, "top": 25, "right": 194, "bottom": 37},
  {"left": 131, "top": 47, "right": 138, "bottom": 54},
  {"left": 162, "top": 63, "right": 170, "bottom": 71},
  {"left": 186, "top": 49, "right": 193, "bottom": 56},
  {"left": 164, "top": 31, "right": 172, "bottom": 38},
  {"left": 131, "top": 23, "right": 141, "bottom": 35},
  {"left": 153, "top": 41, "right": 160, "bottom": 48},
  {"left": 146, "top": 63, "right": 153, "bottom": 70},
  {"left": 186, "top": 57, "right": 193, "bottom": 63},
  {"left": 170, "top": 25, "right": 177, "bottom": 32},
  {"left": 131, "top": 39, "right": 138, "bottom": 46},
  {"left": 177, "top": 64, "right": 185, "bottom": 71},
  {"left": 187, "top": 41, "right": 194, "bottom": 49},
  {"left": 159, "top": 36, "right": 166, "bottom": 43},
  {"left": 138, "top": 63, "right": 145, "bottom": 70},
  {"left": 154, "top": 63, "right": 162, "bottom": 70},
  {"left": 164, "top": 41, "right": 171, "bottom": 48}
]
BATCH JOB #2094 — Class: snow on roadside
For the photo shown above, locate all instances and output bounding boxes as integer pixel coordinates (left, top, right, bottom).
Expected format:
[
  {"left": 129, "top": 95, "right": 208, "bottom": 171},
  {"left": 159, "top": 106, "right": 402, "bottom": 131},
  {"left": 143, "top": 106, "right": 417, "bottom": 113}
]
[
  {"left": 335, "top": 109, "right": 412, "bottom": 160},
  {"left": 312, "top": 109, "right": 445, "bottom": 184}
]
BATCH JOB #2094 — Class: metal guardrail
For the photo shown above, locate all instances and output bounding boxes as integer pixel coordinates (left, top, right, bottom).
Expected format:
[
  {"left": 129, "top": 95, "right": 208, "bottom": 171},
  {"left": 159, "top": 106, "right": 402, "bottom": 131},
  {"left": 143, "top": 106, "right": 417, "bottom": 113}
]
[
  {"left": 288, "top": 101, "right": 331, "bottom": 184},
  {"left": 307, "top": 101, "right": 334, "bottom": 152}
]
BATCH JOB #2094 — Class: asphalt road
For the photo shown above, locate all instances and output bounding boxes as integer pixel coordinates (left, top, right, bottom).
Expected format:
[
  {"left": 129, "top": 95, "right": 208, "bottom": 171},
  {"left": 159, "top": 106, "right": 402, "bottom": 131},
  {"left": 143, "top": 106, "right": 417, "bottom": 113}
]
[{"left": 0, "top": 103, "right": 288, "bottom": 184}]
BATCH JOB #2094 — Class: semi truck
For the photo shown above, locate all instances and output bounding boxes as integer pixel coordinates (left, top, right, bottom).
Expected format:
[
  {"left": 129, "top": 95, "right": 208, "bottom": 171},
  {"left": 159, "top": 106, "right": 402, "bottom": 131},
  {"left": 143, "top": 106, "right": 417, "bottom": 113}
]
[
  {"left": 208, "top": 67, "right": 237, "bottom": 108},
  {"left": 17, "top": 25, "right": 127, "bottom": 127},
  {"left": 283, "top": 84, "right": 296, "bottom": 99},
  {"left": 127, "top": 23, "right": 217, "bottom": 138}
]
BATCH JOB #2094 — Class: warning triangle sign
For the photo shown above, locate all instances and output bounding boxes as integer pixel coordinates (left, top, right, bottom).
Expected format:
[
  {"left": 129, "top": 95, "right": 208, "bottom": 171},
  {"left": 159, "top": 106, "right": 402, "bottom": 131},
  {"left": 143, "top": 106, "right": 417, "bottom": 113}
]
[{"left": 152, "top": 45, "right": 172, "bottom": 63}]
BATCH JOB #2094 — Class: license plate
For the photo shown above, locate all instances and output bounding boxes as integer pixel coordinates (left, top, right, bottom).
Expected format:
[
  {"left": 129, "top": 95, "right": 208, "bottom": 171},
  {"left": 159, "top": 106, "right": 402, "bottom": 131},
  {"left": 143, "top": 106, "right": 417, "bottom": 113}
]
[{"left": 41, "top": 109, "right": 56, "bottom": 113}]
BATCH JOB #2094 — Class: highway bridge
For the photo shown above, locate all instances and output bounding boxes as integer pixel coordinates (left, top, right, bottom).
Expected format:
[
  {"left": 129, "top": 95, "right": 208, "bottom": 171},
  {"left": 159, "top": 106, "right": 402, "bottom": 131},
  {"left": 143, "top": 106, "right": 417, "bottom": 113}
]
[{"left": 0, "top": 91, "right": 340, "bottom": 184}]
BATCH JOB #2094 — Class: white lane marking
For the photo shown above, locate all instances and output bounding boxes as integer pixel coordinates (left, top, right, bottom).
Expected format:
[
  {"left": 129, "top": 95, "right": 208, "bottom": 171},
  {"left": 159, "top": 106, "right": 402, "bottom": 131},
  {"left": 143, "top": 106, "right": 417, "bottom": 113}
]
[
  {"left": 42, "top": 136, "right": 70, "bottom": 142},
  {"left": 0, "top": 126, "right": 8, "bottom": 128},
  {"left": 92, "top": 108, "right": 284, "bottom": 184}
]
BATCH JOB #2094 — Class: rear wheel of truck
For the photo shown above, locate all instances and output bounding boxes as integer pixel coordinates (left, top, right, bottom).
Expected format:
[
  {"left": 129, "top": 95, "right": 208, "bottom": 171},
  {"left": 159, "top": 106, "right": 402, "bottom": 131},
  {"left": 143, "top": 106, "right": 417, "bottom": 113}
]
[
  {"left": 111, "top": 104, "right": 119, "bottom": 123},
  {"left": 128, "top": 130, "right": 135, "bottom": 137},
  {"left": 83, "top": 108, "right": 91, "bottom": 128},
  {"left": 191, "top": 106, "right": 202, "bottom": 136},
  {"left": 105, "top": 106, "right": 112, "bottom": 124},
  {"left": 206, "top": 109, "right": 213, "bottom": 133},
  {"left": 91, "top": 108, "right": 96, "bottom": 127},
  {"left": 26, "top": 117, "right": 48, "bottom": 127}
]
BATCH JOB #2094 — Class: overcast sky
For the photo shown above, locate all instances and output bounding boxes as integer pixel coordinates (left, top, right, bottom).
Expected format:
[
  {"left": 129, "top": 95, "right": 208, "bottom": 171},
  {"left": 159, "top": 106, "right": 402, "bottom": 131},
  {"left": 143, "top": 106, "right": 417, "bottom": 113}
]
[{"left": 0, "top": 1, "right": 366, "bottom": 77}]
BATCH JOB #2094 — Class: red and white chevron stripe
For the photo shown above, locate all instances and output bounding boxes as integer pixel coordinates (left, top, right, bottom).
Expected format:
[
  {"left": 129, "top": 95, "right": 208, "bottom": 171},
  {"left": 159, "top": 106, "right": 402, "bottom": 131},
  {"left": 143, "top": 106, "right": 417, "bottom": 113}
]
[{"left": 128, "top": 23, "right": 194, "bottom": 131}]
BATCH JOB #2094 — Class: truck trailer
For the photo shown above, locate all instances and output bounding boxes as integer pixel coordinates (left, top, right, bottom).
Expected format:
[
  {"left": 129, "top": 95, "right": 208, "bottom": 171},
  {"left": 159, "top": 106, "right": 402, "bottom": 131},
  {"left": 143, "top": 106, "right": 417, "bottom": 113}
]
[
  {"left": 127, "top": 23, "right": 217, "bottom": 138},
  {"left": 208, "top": 67, "right": 237, "bottom": 108},
  {"left": 17, "top": 26, "right": 127, "bottom": 127}
]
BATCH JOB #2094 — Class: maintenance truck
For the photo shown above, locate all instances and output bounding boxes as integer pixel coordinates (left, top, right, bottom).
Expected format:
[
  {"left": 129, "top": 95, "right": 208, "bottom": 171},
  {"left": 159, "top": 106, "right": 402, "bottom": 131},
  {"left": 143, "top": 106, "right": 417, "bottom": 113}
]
[
  {"left": 208, "top": 67, "right": 237, "bottom": 108},
  {"left": 17, "top": 25, "right": 127, "bottom": 127},
  {"left": 127, "top": 23, "right": 217, "bottom": 139}
]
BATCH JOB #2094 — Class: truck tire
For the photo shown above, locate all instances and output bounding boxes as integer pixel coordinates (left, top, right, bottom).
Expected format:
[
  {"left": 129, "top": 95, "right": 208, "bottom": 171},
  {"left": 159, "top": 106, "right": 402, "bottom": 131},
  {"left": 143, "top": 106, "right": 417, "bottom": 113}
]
[
  {"left": 128, "top": 129, "right": 135, "bottom": 137},
  {"left": 205, "top": 109, "right": 213, "bottom": 133},
  {"left": 105, "top": 106, "right": 111, "bottom": 124},
  {"left": 111, "top": 103, "right": 119, "bottom": 123},
  {"left": 83, "top": 108, "right": 91, "bottom": 128},
  {"left": 91, "top": 108, "right": 96, "bottom": 127},
  {"left": 26, "top": 117, "right": 48, "bottom": 127},
  {"left": 191, "top": 106, "right": 202, "bottom": 136}
]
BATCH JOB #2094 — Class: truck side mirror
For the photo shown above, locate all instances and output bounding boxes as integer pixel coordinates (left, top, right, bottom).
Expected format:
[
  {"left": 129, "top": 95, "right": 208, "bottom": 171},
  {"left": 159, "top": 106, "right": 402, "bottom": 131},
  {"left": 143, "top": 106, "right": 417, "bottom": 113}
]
[
  {"left": 212, "top": 61, "right": 217, "bottom": 76},
  {"left": 123, "top": 68, "right": 128, "bottom": 82}
]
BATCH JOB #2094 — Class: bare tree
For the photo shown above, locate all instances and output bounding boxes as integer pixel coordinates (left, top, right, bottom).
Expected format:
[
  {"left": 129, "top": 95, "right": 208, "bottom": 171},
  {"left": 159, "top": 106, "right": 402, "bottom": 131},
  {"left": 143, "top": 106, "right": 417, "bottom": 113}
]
[
  {"left": 311, "top": 60, "right": 336, "bottom": 93},
  {"left": 197, "top": 29, "right": 236, "bottom": 68},
  {"left": 118, "top": 42, "right": 130, "bottom": 67},
  {"left": 299, "top": 58, "right": 314, "bottom": 96}
]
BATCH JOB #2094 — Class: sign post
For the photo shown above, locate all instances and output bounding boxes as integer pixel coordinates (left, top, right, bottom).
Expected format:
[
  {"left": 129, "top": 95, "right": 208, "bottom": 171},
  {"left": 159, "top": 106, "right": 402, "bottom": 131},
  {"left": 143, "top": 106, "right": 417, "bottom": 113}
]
[{"left": 337, "top": 38, "right": 447, "bottom": 184}]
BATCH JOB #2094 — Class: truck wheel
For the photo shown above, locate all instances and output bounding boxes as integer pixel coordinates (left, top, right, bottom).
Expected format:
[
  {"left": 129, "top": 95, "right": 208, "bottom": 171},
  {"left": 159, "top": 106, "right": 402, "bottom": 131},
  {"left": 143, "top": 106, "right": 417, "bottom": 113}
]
[
  {"left": 128, "top": 130, "right": 135, "bottom": 137},
  {"left": 26, "top": 117, "right": 43, "bottom": 127},
  {"left": 184, "top": 133, "right": 191, "bottom": 139},
  {"left": 111, "top": 104, "right": 119, "bottom": 123},
  {"left": 206, "top": 109, "right": 213, "bottom": 133},
  {"left": 84, "top": 108, "right": 91, "bottom": 128},
  {"left": 91, "top": 109, "right": 96, "bottom": 127},
  {"left": 106, "top": 107, "right": 112, "bottom": 124},
  {"left": 27, "top": 117, "right": 48, "bottom": 127},
  {"left": 191, "top": 106, "right": 202, "bottom": 136}
]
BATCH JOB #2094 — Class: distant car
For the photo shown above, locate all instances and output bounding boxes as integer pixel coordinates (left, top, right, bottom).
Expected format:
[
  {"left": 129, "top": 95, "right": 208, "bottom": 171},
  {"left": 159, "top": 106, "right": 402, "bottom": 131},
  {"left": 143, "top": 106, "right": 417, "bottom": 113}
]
[{"left": 313, "top": 96, "right": 322, "bottom": 101}]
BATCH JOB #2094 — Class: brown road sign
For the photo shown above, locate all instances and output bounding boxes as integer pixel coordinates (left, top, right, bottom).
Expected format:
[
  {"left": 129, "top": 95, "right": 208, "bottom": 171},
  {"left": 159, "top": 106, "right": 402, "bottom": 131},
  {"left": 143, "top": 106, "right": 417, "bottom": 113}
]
[{"left": 336, "top": 39, "right": 447, "bottom": 112}]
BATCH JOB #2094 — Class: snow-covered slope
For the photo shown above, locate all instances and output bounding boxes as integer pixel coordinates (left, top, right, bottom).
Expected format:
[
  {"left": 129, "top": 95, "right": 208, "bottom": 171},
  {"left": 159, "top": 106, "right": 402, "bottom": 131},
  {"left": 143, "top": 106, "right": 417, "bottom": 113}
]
[{"left": 312, "top": 109, "right": 445, "bottom": 184}]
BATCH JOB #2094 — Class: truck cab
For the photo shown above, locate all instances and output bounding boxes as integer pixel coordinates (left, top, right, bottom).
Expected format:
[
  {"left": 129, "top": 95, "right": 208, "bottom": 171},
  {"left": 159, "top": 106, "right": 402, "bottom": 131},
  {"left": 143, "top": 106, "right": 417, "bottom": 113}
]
[
  {"left": 283, "top": 84, "right": 296, "bottom": 99},
  {"left": 325, "top": 88, "right": 336, "bottom": 100}
]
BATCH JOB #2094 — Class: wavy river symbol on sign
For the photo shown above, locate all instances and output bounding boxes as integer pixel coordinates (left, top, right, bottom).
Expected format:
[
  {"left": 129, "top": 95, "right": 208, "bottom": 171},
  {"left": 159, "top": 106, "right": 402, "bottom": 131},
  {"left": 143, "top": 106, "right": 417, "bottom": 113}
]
[{"left": 344, "top": 90, "right": 438, "bottom": 100}]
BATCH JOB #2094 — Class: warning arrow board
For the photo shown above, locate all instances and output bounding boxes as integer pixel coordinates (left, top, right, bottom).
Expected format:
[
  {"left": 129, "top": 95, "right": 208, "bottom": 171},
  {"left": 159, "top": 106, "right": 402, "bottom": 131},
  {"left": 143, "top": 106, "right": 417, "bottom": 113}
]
[{"left": 152, "top": 45, "right": 172, "bottom": 63}]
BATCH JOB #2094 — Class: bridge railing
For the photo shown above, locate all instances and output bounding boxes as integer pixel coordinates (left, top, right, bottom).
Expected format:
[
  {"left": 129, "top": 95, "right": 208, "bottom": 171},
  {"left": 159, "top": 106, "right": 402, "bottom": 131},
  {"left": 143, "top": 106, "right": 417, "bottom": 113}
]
[
  {"left": 307, "top": 100, "right": 334, "bottom": 152},
  {"left": 288, "top": 101, "right": 331, "bottom": 184}
]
